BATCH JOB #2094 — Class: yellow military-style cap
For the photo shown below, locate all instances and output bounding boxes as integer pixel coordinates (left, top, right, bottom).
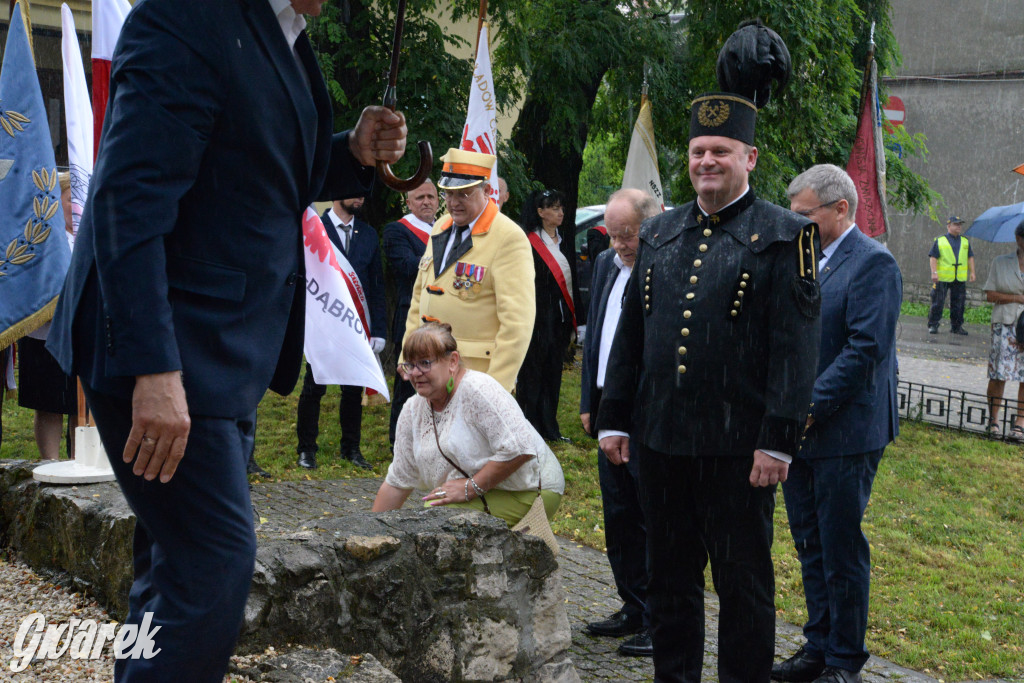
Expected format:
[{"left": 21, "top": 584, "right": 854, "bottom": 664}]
[{"left": 438, "top": 148, "right": 496, "bottom": 190}]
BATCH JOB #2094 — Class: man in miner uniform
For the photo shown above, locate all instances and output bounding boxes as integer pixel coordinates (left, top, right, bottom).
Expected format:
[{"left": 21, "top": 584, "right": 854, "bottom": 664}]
[
  {"left": 597, "top": 21, "right": 822, "bottom": 682},
  {"left": 402, "top": 149, "right": 534, "bottom": 392}
]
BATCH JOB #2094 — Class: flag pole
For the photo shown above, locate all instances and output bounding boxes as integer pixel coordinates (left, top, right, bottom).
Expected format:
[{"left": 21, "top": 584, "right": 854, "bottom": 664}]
[{"left": 474, "top": 0, "right": 487, "bottom": 56}]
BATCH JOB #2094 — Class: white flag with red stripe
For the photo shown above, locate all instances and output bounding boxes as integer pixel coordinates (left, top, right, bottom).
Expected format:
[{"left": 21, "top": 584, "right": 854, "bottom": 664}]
[
  {"left": 91, "top": 0, "right": 131, "bottom": 154},
  {"left": 621, "top": 92, "right": 665, "bottom": 209},
  {"left": 60, "top": 3, "right": 92, "bottom": 243},
  {"left": 459, "top": 23, "right": 499, "bottom": 203},
  {"left": 301, "top": 208, "right": 389, "bottom": 398}
]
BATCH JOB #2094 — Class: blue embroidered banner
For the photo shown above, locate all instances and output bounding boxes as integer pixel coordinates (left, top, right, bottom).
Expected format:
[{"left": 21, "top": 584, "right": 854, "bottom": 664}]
[{"left": 0, "top": 2, "right": 71, "bottom": 348}]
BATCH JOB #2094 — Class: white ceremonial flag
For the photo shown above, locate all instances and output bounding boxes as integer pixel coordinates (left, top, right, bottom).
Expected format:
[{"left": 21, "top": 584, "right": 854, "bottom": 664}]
[
  {"left": 460, "top": 23, "right": 500, "bottom": 203},
  {"left": 60, "top": 3, "right": 92, "bottom": 243},
  {"left": 301, "top": 208, "right": 389, "bottom": 398},
  {"left": 621, "top": 91, "right": 665, "bottom": 209}
]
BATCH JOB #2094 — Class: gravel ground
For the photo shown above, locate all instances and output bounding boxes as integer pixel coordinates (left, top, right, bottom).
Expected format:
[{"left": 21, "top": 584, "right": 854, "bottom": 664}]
[{"left": 0, "top": 553, "right": 265, "bottom": 682}]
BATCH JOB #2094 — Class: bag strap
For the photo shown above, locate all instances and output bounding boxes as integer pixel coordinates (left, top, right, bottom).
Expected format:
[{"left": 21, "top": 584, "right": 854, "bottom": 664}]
[{"left": 430, "top": 407, "right": 490, "bottom": 514}]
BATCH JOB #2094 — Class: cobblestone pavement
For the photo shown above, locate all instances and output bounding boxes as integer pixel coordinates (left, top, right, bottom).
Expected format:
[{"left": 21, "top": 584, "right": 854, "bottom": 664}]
[{"left": 249, "top": 478, "right": 942, "bottom": 682}]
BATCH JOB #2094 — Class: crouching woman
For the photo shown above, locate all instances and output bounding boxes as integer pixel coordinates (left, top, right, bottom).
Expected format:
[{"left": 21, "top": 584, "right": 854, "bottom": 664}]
[{"left": 373, "top": 322, "right": 564, "bottom": 525}]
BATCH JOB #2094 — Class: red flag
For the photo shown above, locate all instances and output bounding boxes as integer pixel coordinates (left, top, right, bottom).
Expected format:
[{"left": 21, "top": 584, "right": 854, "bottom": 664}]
[
  {"left": 845, "top": 46, "right": 890, "bottom": 238},
  {"left": 91, "top": 0, "right": 131, "bottom": 156}
]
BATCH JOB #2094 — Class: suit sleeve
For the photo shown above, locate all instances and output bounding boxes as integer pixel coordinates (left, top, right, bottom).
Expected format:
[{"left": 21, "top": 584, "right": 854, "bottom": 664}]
[
  {"left": 580, "top": 253, "right": 608, "bottom": 415},
  {"left": 367, "top": 232, "right": 388, "bottom": 340},
  {"left": 757, "top": 230, "right": 822, "bottom": 453},
  {"left": 488, "top": 228, "right": 536, "bottom": 391},
  {"left": 382, "top": 224, "right": 422, "bottom": 282},
  {"left": 400, "top": 245, "right": 430, "bottom": 363},
  {"left": 317, "top": 132, "right": 374, "bottom": 202},
  {"left": 89, "top": 4, "right": 225, "bottom": 377},
  {"left": 811, "top": 251, "right": 902, "bottom": 423}
]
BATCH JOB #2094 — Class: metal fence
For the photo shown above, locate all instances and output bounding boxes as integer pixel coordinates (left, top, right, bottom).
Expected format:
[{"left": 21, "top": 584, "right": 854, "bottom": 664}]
[{"left": 898, "top": 380, "right": 1023, "bottom": 441}]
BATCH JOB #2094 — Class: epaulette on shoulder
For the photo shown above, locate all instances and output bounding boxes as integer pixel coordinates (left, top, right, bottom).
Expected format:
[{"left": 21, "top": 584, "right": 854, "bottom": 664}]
[{"left": 796, "top": 223, "right": 818, "bottom": 281}]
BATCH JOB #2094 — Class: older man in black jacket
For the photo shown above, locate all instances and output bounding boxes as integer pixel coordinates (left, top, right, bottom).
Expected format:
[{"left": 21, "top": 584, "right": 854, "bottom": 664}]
[{"left": 598, "top": 91, "right": 821, "bottom": 681}]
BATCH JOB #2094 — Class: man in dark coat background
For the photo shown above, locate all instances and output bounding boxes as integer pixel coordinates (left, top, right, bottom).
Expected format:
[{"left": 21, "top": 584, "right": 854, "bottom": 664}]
[
  {"left": 598, "top": 86, "right": 821, "bottom": 680},
  {"left": 580, "top": 188, "right": 661, "bottom": 657},
  {"left": 773, "top": 164, "right": 902, "bottom": 683},
  {"left": 47, "top": 1, "right": 407, "bottom": 680},
  {"left": 295, "top": 196, "right": 387, "bottom": 470},
  {"left": 382, "top": 178, "right": 437, "bottom": 444}
]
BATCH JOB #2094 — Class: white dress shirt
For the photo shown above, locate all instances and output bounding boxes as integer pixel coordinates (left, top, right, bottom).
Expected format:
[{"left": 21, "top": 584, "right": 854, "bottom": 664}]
[{"left": 597, "top": 253, "right": 631, "bottom": 389}]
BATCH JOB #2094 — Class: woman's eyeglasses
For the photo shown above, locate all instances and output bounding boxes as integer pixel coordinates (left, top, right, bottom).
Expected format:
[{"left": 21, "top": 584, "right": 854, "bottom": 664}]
[{"left": 397, "top": 359, "right": 435, "bottom": 375}]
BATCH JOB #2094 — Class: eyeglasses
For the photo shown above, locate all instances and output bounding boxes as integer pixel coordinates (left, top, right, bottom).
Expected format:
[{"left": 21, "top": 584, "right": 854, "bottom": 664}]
[
  {"left": 397, "top": 359, "right": 436, "bottom": 375},
  {"left": 793, "top": 199, "right": 839, "bottom": 218},
  {"left": 442, "top": 188, "right": 481, "bottom": 202}
]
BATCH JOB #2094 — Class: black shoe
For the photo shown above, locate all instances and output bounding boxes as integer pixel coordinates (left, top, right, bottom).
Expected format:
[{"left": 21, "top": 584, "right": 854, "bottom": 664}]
[
  {"left": 812, "top": 667, "right": 862, "bottom": 683},
  {"left": 586, "top": 610, "right": 643, "bottom": 637},
  {"left": 617, "top": 629, "right": 653, "bottom": 657},
  {"left": 297, "top": 451, "right": 318, "bottom": 470},
  {"left": 928, "top": 325, "right": 938, "bottom": 334},
  {"left": 342, "top": 447, "right": 372, "bottom": 470},
  {"left": 246, "top": 457, "right": 272, "bottom": 478},
  {"left": 952, "top": 328, "right": 968, "bottom": 336},
  {"left": 771, "top": 645, "right": 826, "bottom": 682}
]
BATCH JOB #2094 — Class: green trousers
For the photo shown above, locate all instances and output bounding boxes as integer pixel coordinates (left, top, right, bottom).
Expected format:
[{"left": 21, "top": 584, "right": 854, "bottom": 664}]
[{"left": 426, "top": 489, "right": 562, "bottom": 526}]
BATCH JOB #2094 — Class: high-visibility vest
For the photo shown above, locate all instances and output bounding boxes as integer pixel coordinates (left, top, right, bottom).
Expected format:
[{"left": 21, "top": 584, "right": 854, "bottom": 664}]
[{"left": 935, "top": 235, "right": 969, "bottom": 282}]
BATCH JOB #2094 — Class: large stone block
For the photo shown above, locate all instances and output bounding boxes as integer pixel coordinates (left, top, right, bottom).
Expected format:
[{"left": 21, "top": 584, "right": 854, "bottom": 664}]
[{"left": 0, "top": 462, "right": 578, "bottom": 682}]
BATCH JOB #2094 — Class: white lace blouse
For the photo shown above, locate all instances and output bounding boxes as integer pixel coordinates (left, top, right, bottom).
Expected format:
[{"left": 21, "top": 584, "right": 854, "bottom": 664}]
[{"left": 386, "top": 370, "right": 566, "bottom": 495}]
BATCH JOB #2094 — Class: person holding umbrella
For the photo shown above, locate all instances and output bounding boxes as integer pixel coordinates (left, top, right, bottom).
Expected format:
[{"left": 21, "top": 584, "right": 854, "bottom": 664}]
[{"left": 982, "top": 221, "right": 1024, "bottom": 440}]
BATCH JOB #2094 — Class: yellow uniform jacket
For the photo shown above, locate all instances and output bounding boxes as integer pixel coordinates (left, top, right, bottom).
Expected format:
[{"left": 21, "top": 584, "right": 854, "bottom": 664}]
[{"left": 403, "top": 200, "right": 536, "bottom": 391}]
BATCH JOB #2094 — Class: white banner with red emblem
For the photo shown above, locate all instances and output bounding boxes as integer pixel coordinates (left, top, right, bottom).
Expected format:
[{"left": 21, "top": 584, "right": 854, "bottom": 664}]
[
  {"left": 459, "top": 23, "right": 500, "bottom": 203},
  {"left": 301, "top": 207, "right": 389, "bottom": 398}
]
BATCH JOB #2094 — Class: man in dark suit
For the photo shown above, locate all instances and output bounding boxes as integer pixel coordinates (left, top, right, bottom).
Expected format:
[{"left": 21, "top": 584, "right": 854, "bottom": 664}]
[
  {"left": 580, "top": 188, "right": 660, "bottom": 656},
  {"left": 382, "top": 178, "right": 437, "bottom": 444},
  {"left": 598, "top": 90, "right": 821, "bottom": 681},
  {"left": 295, "top": 196, "right": 385, "bottom": 470},
  {"left": 773, "top": 165, "right": 902, "bottom": 683},
  {"left": 46, "top": 1, "right": 407, "bottom": 680}
]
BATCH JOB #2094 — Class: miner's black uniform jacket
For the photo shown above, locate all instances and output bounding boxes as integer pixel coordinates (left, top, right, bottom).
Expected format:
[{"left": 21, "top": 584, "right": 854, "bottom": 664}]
[{"left": 596, "top": 191, "right": 822, "bottom": 457}]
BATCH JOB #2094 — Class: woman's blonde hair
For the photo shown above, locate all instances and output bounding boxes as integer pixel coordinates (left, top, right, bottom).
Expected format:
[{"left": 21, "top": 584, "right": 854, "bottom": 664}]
[{"left": 402, "top": 322, "right": 458, "bottom": 362}]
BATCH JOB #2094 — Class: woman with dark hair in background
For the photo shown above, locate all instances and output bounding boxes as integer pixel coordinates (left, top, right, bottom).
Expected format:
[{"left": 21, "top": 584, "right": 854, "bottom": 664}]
[{"left": 517, "top": 189, "right": 581, "bottom": 442}]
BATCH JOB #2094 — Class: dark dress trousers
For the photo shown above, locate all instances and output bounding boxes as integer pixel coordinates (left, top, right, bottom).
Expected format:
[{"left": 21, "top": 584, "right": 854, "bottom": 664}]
[
  {"left": 516, "top": 229, "right": 582, "bottom": 440},
  {"left": 597, "top": 193, "right": 821, "bottom": 682},
  {"left": 381, "top": 219, "right": 428, "bottom": 444},
  {"left": 580, "top": 248, "right": 649, "bottom": 627},
  {"left": 47, "top": 2, "right": 372, "bottom": 680},
  {"left": 296, "top": 211, "right": 386, "bottom": 455},
  {"left": 783, "top": 226, "right": 902, "bottom": 672}
]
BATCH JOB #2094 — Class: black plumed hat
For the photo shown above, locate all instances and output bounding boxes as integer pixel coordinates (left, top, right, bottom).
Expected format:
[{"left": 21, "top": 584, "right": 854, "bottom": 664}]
[{"left": 689, "top": 20, "right": 792, "bottom": 144}]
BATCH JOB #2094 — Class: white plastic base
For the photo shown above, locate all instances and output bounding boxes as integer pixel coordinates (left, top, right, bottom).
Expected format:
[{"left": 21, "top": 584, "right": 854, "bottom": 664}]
[{"left": 32, "top": 426, "right": 116, "bottom": 484}]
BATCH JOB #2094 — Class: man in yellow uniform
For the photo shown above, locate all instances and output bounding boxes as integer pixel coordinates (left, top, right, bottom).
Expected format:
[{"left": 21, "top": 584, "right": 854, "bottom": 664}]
[
  {"left": 928, "top": 215, "right": 976, "bottom": 335},
  {"left": 402, "top": 149, "right": 535, "bottom": 391}
]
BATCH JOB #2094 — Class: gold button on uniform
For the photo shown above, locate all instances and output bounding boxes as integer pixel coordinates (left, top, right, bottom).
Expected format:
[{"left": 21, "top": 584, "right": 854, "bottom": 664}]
[
  {"left": 686, "top": 293, "right": 695, "bottom": 300},
  {"left": 690, "top": 276, "right": 698, "bottom": 284},
  {"left": 733, "top": 300, "right": 740, "bottom": 307},
  {"left": 730, "top": 310, "right": 738, "bottom": 317},
  {"left": 737, "top": 291, "right": 744, "bottom": 297},
  {"left": 681, "top": 328, "right": 690, "bottom": 336},
  {"left": 740, "top": 282, "right": 747, "bottom": 289},
  {"left": 678, "top": 346, "right": 687, "bottom": 355},
  {"left": 693, "top": 259, "right": 702, "bottom": 267},
  {"left": 742, "top": 273, "right": 750, "bottom": 281},
  {"left": 677, "top": 365, "right": 687, "bottom": 374},
  {"left": 703, "top": 228, "right": 712, "bottom": 237},
  {"left": 645, "top": 285, "right": 650, "bottom": 291},
  {"left": 683, "top": 310, "right": 692, "bottom": 319},
  {"left": 699, "top": 244, "right": 708, "bottom": 253}
]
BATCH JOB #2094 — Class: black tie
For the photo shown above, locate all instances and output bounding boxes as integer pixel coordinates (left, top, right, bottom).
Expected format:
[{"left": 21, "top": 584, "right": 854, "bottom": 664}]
[{"left": 445, "top": 225, "right": 468, "bottom": 270}]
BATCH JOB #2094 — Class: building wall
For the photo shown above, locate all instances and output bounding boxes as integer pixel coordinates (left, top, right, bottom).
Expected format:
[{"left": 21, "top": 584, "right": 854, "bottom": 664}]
[{"left": 886, "top": 0, "right": 1024, "bottom": 303}]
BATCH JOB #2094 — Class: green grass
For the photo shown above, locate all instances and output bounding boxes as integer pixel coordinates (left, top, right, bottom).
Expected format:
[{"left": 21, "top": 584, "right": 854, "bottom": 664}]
[
  {"left": 2, "top": 363, "right": 1023, "bottom": 680},
  {"left": 902, "top": 301, "right": 993, "bottom": 325}
]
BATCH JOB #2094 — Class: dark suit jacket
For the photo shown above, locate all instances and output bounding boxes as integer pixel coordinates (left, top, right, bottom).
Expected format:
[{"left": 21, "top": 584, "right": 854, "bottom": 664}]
[
  {"left": 597, "top": 194, "right": 822, "bottom": 456},
  {"left": 321, "top": 210, "right": 387, "bottom": 340},
  {"left": 381, "top": 220, "right": 428, "bottom": 345},
  {"left": 524, "top": 229, "right": 580, "bottom": 356},
  {"left": 49, "top": 0, "right": 373, "bottom": 419},
  {"left": 580, "top": 248, "right": 621, "bottom": 429},
  {"left": 799, "top": 226, "right": 902, "bottom": 458}
]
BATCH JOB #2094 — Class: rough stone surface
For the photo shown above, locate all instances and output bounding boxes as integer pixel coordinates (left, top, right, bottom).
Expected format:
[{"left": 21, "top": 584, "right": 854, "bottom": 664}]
[
  {"left": 231, "top": 649, "right": 400, "bottom": 683},
  {"left": 0, "top": 462, "right": 578, "bottom": 682}
]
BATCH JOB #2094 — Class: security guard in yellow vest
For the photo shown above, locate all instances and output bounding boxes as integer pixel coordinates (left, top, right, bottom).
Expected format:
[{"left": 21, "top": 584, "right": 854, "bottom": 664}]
[{"left": 928, "top": 215, "right": 976, "bottom": 335}]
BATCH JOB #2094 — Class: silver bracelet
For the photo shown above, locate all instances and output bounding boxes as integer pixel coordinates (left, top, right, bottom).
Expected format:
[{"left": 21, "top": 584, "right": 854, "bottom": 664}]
[
  {"left": 469, "top": 477, "right": 486, "bottom": 498},
  {"left": 464, "top": 479, "right": 471, "bottom": 502}
]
